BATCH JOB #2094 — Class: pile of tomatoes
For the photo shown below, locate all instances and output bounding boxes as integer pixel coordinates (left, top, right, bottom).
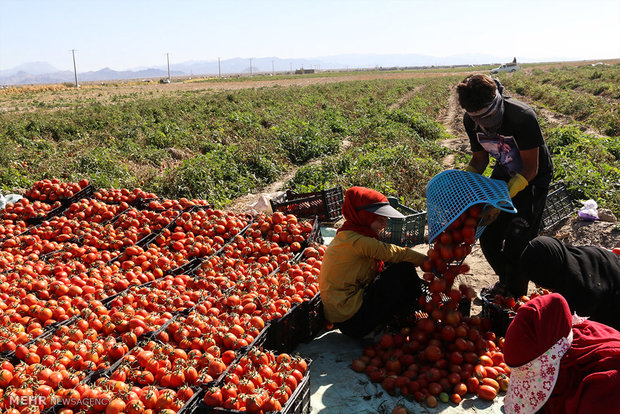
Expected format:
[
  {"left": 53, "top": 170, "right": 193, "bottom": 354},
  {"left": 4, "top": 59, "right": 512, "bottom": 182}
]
[
  {"left": 352, "top": 204, "right": 512, "bottom": 409},
  {"left": 0, "top": 179, "right": 322, "bottom": 413},
  {"left": 352, "top": 306, "right": 510, "bottom": 408}
]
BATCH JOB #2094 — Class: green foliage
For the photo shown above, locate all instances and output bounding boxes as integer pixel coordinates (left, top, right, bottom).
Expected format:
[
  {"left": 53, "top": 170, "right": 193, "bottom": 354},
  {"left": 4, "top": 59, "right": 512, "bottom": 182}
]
[
  {"left": 288, "top": 142, "right": 443, "bottom": 211},
  {"left": 388, "top": 110, "right": 447, "bottom": 141},
  {"left": 159, "top": 144, "right": 276, "bottom": 208},
  {"left": 499, "top": 64, "right": 620, "bottom": 136},
  {"left": 71, "top": 147, "right": 134, "bottom": 189},
  {"left": 1, "top": 67, "right": 617, "bottom": 217},
  {"left": 546, "top": 126, "right": 620, "bottom": 215}
]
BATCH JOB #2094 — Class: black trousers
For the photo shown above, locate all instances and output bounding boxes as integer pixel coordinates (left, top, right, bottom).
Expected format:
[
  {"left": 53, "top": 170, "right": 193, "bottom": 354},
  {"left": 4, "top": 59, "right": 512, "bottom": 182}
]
[
  {"left": 336, "top": 262, "right": 422, "bottom": 339},
  {"left": 479, "top": 173, "right": 551, "bottom": 296}
]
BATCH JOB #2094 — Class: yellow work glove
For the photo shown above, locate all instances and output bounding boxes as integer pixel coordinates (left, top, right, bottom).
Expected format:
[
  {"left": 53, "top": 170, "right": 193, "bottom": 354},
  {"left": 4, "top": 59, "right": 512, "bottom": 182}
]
[
  {"left": 464, "top": 165, "right": 478, "bottom": 174},
  {"left": 508, "top": 173, "right": 529, "bottom": 198}
]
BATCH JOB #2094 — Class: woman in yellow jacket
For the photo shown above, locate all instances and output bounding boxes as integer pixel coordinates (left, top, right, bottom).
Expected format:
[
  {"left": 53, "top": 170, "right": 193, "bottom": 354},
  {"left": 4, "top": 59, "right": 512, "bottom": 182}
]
[{"left": 319, "top": 186, "right": 427, "bottom": 339}]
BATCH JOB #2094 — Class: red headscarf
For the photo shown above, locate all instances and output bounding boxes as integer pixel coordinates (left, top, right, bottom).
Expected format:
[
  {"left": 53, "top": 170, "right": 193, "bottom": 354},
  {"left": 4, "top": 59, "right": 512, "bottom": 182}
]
[
  {"left": 337, "top": 186, "right": 385, "bottom": 239},
  {"left": 504, "top": 293, "right": 620, "bottom": 414}
]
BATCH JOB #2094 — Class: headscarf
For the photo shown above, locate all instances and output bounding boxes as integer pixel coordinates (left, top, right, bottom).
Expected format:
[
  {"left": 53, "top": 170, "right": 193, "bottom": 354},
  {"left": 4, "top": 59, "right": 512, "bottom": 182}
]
[
  {"left": 520, "top": 236, "right": 620, "bottom": 329},
  {"left": 467, "top": 78, "right": 506, "bottom": 133},
  {"left": 504, "top": 293, "right": 620, "bottom": 414},
  {"left": 337, "top": 186, "right": 385, "bottom": 239}
]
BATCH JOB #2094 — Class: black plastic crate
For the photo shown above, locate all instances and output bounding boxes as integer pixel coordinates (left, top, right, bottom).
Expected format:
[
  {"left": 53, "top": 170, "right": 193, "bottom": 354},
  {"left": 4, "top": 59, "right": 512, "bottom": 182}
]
[
  {"left": 540, "top": 182, "right": 575, "bottom": 231},
  {"left": 298, "top": 294, "right": 325, "bottom": 343},
  {"left": 266, "top": 302, "right": 306, "bottom": 353},
  {"left": 194, "top": 359, "right": 312, "bottom": 414},
  {"left": 379, "top": 197, "right": 426, "bottom": 247},
  {"left": 167, "top": 257, "right": 203, "bottom": 276},
  {"left": 480, "top": 295, "right": 515, "bottom": 337},
  {"left": 24, "top": 184, "right": 95, "bottom": 225},
  {"left": 293, "top": 218, "right": 323, "bottom": 262},
  {"left": 270, "top": 186, "right": 343, "bottom": 222}
]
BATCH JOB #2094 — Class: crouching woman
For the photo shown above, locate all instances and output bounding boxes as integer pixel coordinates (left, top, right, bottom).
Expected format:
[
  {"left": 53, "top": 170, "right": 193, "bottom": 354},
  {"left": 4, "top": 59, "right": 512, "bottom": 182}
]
[{"left": 319, "top": 186, "right": 427, "bottom": 339}]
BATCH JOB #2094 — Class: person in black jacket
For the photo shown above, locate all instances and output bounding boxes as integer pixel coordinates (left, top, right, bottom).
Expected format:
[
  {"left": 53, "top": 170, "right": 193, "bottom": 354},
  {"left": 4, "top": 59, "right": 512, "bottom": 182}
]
[
  {"left": 519, "top": 236, "right": 620, "bottom": 330},
  {"left": 456, "top": 74, "right": 553, "bottom": 297}
]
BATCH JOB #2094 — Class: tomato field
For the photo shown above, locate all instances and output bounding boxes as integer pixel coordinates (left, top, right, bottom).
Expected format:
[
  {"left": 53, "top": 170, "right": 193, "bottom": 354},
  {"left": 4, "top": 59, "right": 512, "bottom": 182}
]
[{"left": 0, "top": 61, "right": 618, "bottom": 413}]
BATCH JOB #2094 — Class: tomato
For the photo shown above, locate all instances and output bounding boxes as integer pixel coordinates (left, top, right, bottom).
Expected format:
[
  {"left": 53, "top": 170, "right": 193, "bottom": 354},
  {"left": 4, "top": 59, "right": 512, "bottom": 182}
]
[
  {"left": 379, "top": 334, "right": 394, "bottom": 349},
  {"left": 351, "top": 359, "right": 366, "bottom": 373},
  {"left": 479, "top": 355, "right": 493, "bottom": 367},
  {"left": 497, "top": 375, "right": 510, "bottom": 392},
  {"left": 381, "top": 376, "right": 397, "bottom": 394},
  {"left": 0, "top": 369, "right": 13, "bottom": 387},
  {"left": 105, "top": 398, "right": 126, "bottom": 414},
  {"left": 477, "top": 384, "right": 498, "bottom": 400},
  {"left": 466, "top": 376, "right": 480, "bottom": 393},
  {"left": 481, "top": 377, "right": 500, "bottom": 392},
  {"left": 426, "top": 395, "right": 438, "bottom": 408},
  {"left": 391, "top": 406, "right": 409, "bottom": 414},
  {"left": 424, "top": 345, "right": 442, "bottom": 362},
  {"left": 385, "top": 357, "right": 402, "bottom": 374}
]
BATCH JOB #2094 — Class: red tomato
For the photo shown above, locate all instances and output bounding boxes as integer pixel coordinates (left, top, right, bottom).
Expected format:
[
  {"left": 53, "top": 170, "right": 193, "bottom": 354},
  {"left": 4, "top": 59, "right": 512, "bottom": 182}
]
[
  {"left": 424, "top": 345, "right": 442, "bottom": 362},
  {"left": 477, "top": 384, "right": 498, "bottom": 400}
]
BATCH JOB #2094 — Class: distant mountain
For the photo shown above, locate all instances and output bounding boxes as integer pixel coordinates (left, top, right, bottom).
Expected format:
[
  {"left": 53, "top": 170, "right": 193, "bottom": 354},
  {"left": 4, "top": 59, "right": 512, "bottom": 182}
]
[
  {"left": 0, "top": 54, "right": 574, "bottom": 85},
  {"left": 0, "top": 61, "right": 60, "bottom": 77}
]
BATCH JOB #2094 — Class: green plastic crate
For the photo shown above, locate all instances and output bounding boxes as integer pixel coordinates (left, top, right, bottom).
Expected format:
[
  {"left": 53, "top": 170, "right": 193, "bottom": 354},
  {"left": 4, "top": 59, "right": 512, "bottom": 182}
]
[{"left": 379, "top": 197, "right": 426, "bottom": 247}]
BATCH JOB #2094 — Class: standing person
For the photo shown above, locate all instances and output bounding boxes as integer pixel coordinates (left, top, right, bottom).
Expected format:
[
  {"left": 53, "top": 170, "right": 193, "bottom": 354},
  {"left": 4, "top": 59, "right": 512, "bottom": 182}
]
[
  {"left": 457, "top": 74, "right": 553, "bottom": 296},
  {"left": 503, "top": 293, "right": 620, "bottom": 414},
  {"left": 319, "top": 186, "right": 427, "bottom": 339},
  {"left": 519, "top": 236, "right": 620, "bottom": 330}
]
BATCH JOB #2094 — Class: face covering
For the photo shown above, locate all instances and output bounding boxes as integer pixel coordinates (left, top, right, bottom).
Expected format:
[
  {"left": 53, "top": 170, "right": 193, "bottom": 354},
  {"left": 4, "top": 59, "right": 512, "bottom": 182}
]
[{"left": 467, "top": 90, "right": 505, "bottom": 133}]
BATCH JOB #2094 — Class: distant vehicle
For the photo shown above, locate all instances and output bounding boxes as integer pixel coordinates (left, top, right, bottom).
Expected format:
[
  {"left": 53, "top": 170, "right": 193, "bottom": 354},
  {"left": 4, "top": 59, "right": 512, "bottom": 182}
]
[
  {"left": 159, "top": 78, "right": 171, "bottom": 84},
  {"left": 491, "top": 57, "right": 520, "bottom": 74}
]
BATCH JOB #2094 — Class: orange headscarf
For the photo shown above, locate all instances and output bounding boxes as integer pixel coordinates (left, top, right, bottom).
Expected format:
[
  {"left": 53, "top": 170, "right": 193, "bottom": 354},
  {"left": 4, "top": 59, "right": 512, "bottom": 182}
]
[{"left": 337, "top": 186, "right": 386, "bottom": 239}]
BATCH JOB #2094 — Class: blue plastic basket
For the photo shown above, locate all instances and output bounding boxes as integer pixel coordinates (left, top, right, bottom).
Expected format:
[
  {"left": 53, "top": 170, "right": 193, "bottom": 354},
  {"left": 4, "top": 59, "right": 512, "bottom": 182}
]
[{"left": 426, "top": 170, "right": 516, "bottom": 243}]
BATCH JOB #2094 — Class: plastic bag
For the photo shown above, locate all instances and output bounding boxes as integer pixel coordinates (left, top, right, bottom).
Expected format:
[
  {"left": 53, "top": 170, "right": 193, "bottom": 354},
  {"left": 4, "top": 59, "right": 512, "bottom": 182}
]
[
  {"left": 578, "top": 199, "right": 599, "bottom": 221},
  {"left": 249, "top": 191, "right": 285, "bottom": 214},
  {"left": 0, "top": 194, "right": 23, "bottom": 210}
]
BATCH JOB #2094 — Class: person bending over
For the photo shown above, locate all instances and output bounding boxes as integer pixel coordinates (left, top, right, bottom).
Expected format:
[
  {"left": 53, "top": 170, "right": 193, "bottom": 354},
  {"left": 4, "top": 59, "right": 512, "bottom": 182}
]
[
  {"left": 457, "top": 74, "right": 553, "bottom": 296},
  {"left": 520, "top": 235, "right": 620, "bottom": 330}
]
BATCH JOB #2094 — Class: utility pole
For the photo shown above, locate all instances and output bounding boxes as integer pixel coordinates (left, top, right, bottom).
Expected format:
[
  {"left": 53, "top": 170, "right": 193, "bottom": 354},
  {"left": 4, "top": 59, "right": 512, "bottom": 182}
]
[
  {"left": 272, "top": 60, "right": 275, "bottom": 76},
  {"left": 290, "top": 62, "right": 292, "bottom": 73},
  {"left": 218, "top": 57, "right": 221, "bottom": 78},
  {"left": 249, "top": 58, "right": 253, "bottom": 76},
  {"left": 166, "top": 53, "right": 171, "bottom": 82},
  {"left": 70, "top": 49, "right": 79, "bottom": 87}
]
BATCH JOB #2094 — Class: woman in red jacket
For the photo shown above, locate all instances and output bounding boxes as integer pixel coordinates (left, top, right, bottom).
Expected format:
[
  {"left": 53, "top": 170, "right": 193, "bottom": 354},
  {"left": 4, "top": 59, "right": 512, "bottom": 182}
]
[{"left": 503, "top": 292, "right": 620, "bottom": 414}]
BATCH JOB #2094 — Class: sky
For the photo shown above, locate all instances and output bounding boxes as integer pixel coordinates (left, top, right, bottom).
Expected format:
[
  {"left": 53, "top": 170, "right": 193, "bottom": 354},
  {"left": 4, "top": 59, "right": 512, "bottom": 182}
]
[{"left": 1, "top": 0, "right": 619, "bottom": 72}]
